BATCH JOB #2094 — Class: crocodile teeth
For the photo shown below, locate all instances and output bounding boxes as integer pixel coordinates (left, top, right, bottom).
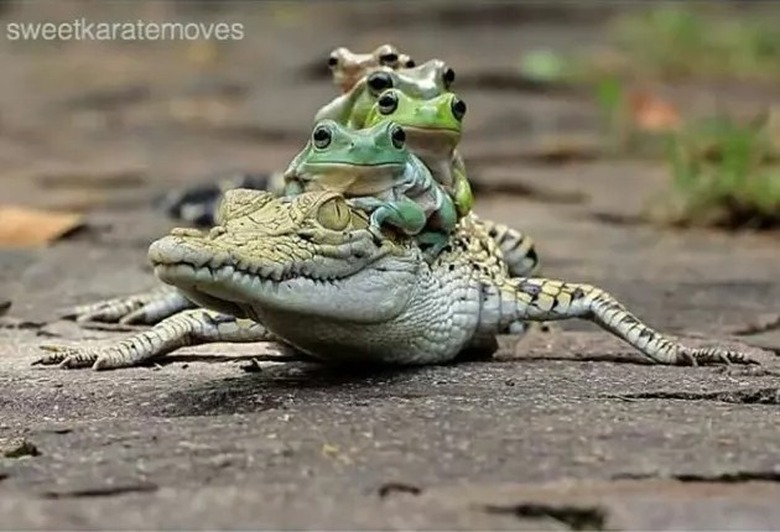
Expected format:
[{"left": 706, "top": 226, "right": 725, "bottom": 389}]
[
  {"left": 270, "top": 268, "right": 283, "bottom": 282},
  {"left": 208, "top": 251, "right": 230, "bottom": 270},
  {"left": 235, "top": 259, "right": 248, "bottom": 272},
  {"left": 214, "top": 265, "right": 235, "bottom": 283}
]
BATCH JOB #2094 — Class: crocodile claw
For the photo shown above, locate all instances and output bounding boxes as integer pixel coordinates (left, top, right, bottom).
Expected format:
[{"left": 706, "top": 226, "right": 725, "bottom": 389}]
[{"left": 33, "top": 345, "right": 98, "bottom": 369}]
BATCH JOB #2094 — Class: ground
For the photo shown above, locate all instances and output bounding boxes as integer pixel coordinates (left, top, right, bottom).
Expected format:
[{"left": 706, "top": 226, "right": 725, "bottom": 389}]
[{"left": 1, "top": 2, "right": 779, "bottom": 529}]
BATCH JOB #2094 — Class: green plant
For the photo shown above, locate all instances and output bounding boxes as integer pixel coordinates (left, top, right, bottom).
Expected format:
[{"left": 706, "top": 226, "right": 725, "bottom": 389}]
[
  {"left": 608, "top": 5, "right": 780, "bottom": 81},
  {"left": 652, "top": 113, "right": 780, "bottom": 228},
  {"left": 594, "top": 75, "right": 626, "bottom": 152}
]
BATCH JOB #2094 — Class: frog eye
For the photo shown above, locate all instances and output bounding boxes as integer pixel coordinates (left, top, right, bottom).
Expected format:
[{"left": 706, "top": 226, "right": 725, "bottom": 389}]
[
  {"left": 316, "top": 196, "right": 351, "bottom": 231},
  {"left": 390, "top": 125, "right": 406, "bottom": 149},
  {"left": 367, "top": 72, "right": 394, "bottom": 95},
  {"left": 378, "top": 52, "right": 398, "bottom": 65},
  {"left": 377, "top": 91, "right": 399, "bottom": 115},
  {"left": 451, "top": 97, "right": 467, "bottom": 121},
  {"left": 312, "top": 125, "right": 332, "bottom": 149},
  {"left": 443, "top": 67, "right": 456, "bottom": 88},
  {"left": 404, "top": 59, "right": 416, "bottom": 68},
  {"left": 327, "top": 54, "right": 339, "bottom": 69}
]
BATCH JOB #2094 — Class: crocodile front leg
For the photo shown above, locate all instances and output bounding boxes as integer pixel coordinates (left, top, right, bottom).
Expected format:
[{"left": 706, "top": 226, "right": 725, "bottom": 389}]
[
  {"left": 34, "top": 309, "right": 273, "bottom": 370},
  {"left": 60, "top": 285, "right": 196, "bottom": 325},
  {"left": 492, "top": 277, "right": 758, "bottom": 366}
]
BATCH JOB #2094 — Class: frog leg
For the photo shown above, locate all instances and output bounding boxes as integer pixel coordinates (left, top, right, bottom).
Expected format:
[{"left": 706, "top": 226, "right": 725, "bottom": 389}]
[
  {"left": 416, "top": 231, "right": 451, "bottom": 260},
  {"left": 415, "top": 190, "right": 459, "bottom": 260},
  {"left": 452, "top": 168, "right": 474, "bottom": 218},
  {"left": 282, "top": 180, "right": 305, "bottom": 196},
  {"left": 451, "top": 153, "right": 474, "bottom": 218},
  {"left": 398, "top": 155, "right": 458, "bottom": 232},
  {"left": 349, "top": 196, "right": 428, "bottom": 237},
  {"left": 431, "top": 188, "right": 459, "bottom": 234},
  {"left": 314, "top": 79, "right": 366, "bottom": 125}
]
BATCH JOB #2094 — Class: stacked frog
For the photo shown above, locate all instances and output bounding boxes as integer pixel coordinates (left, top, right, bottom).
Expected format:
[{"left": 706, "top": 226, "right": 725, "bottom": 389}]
[
  {"left": 164, "top": 44, "right": 479, "bottom": 259},
  {"left": 284, "top": 44, "right": 474, "bottom": 257}
]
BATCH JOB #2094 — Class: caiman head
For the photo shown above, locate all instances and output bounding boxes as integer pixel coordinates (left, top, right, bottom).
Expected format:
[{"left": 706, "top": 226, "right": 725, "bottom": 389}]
[{"left": 147, "top": 189, "right": 422, "bottom": 324}]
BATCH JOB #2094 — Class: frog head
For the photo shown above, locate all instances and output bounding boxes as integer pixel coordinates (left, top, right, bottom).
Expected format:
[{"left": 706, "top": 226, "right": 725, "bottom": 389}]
[
  {"left": 350, "top": 59, "right": 456, "bottom": 128},
  {"left": 364, "top": 89, "right": 467, "bottom": 156},
  {"left": 288, "top": 119, "right": 410, "bottom": 192},
  {"left": 328, "top": 44, "right": 416, "bottom": 93},
  {"left": 365, "top": 59, "right": 456, "bottom": 100}
]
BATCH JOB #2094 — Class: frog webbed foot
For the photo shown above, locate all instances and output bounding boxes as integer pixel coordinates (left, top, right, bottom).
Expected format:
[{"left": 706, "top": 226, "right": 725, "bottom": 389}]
[
  {"left": 350, "top": 197, "right": 428, "bottom": 238},
  {"left": 417, "top": 231, "right": 451, "bottom": 262}
]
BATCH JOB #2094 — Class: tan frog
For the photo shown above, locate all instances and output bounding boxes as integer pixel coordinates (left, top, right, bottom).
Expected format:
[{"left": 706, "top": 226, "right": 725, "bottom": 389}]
[{"left": 328, "top": 44, "right": 415, "bottom": 93}]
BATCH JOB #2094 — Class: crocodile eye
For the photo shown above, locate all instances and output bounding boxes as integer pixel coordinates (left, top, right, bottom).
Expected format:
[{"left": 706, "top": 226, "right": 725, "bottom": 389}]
[
  {"left": 443, "top": 67, "right": 456, "bottom": 87},
  {"left": 312, "top": 125, "right": 332, "bottom": 149},
  {"left": 316, "top": 196, "right": 351, "bottom": 231},
  {"left": 377, "top": 91, "right": 399, "bottom": 115},
  {"left": 390, "top": 125, "right": 406, "bottom": 149},
  {"left": 367, "top": 72, "right": 393, "bottom": 95},
  {"left": 327, "top": 55, "right": 338, "bottom": 69},
  {"left": 451, "top": 97, "right": 467, "bottom": 121},
  {"left": 378, "top": 52, "right": 398, "bottom": 65}
]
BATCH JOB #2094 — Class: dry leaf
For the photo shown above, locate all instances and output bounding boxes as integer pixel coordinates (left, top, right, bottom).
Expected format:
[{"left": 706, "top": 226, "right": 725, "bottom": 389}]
[
  {"left": 628, "top": 90, "right": 681, "bottom": 132},
  {"left": 0, "top": 205, "right": 84, "bottom": 248}
]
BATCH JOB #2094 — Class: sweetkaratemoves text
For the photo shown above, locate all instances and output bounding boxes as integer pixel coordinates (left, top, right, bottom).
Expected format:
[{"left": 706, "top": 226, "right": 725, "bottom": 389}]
[{"left": 6, "top": 19, "right": 245, "bottom": 41}]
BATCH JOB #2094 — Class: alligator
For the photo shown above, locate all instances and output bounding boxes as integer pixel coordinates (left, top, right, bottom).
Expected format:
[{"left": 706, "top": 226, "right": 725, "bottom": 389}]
[{"left": 34, "top": 189, "right": 757, "bottom": 370}]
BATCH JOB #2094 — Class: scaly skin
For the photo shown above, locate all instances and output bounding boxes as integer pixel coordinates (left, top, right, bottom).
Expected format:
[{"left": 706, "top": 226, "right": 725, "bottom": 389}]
[
  {"left": 314, "top": 59, "right": 456, "bottom": 129},
  {"left": 364, "top": 88, "right": 474, "bottom": 217},
  {"left": 36, "top": 189, "right": 757, "bottom": 370},
  {"left": 328, "top": 44, "right": 415, "bottom": 93},
  {"left": 283, "top": 118, "right": 457, "bottom": 249}
]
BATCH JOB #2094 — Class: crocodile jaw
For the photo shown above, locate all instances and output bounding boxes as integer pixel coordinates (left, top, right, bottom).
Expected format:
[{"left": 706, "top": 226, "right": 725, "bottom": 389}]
[{"left": 148, "top": 234, "right": 419, "bottom": 324}]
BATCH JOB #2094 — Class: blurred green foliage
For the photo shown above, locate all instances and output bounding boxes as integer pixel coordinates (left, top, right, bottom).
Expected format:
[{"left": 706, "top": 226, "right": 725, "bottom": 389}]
[
  {"left": 610, "top": 4, "right": 780, "bottom": 80},
  {"left": 651, "top": 114, "right": 780, "bottom": 228},
  {"left": 520, "top": 4, "right": 780, "bottom": 84}
]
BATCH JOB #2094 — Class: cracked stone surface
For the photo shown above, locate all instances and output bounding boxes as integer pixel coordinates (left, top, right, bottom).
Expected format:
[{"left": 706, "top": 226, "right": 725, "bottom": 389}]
[{"left": 1, "top": 1, "right": 779, "bottom": 529}]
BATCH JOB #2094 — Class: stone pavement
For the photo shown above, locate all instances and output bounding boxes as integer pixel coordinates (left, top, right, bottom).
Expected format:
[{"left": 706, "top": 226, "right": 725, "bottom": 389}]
[{"left": 1, "top": 2, "right": 779, "bottom": 529}]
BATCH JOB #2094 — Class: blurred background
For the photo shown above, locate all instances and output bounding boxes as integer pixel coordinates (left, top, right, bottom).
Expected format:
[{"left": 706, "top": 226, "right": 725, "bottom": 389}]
[{"left": 0, "top": 0, "right": 778, "bottom": 246}]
